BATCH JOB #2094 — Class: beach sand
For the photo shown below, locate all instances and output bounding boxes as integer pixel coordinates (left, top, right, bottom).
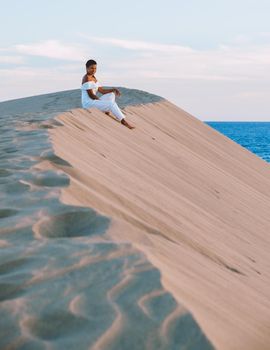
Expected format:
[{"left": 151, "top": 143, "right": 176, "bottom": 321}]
[{"left": 44, "top": 99, "right": 270, "bottom": 350}]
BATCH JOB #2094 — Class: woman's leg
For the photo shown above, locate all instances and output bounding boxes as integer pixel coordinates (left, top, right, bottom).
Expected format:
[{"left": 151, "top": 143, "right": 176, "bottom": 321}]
[
  {"left": 99, "top": 93, "right": 116, "bottom": 117},
  {"left": 99, "top": 92, "right": 115, "bottom": 102},
  {"left": 109, "top": 102, "right": 126, "bottom": 121},
  {"left": 86, "top": 96, "right": 135, "bottom": 129},
  {"left": 89, "top": 99, "right": 125, "bottom": 121}
]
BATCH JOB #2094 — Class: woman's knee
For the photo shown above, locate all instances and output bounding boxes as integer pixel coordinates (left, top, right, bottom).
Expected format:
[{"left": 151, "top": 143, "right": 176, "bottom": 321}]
[
  {"left": 108, "top": 92, "right": 115, "bottom": 101},
  {"left": 104, "top": 101, "right": 114, "bottom": 111}
]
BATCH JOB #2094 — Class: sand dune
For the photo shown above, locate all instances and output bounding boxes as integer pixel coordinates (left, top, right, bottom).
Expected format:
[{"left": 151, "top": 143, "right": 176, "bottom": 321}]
[{"left": 46, "top": 99, "right": 270, "bottom": 350}]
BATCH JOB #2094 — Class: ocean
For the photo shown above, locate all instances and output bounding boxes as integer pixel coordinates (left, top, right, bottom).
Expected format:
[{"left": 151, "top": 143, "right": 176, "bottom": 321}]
[
  {"left": 206, "top": 121, "right": 270, "bottom": 164},
  {"left": 0, "top": 88, "right": 268, "bottom": 349}
]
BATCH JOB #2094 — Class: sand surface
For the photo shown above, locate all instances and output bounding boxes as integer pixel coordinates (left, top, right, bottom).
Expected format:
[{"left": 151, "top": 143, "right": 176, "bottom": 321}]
[{"left": 45, "top": 100, "right": 270, "bottom": 350}]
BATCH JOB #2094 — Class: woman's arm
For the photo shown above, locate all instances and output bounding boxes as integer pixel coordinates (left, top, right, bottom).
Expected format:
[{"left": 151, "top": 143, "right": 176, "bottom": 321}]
[
  {"left": 98, "top": 87, "right": 121, "bottom": 96},
  {"left": 98, "top": 87, "right": 114, "bottom": 94},
  {"left": 87, "top": 89, "right": 99, "bottom": 100}
]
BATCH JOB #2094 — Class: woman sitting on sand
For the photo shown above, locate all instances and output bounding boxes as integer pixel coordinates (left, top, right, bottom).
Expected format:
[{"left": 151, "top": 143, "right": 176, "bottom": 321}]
[{"left": 81, "top": 59, "right": 135, "bottom": 129}]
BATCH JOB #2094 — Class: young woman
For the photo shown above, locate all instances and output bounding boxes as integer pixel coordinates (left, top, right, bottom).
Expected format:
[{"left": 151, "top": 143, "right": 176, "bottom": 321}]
[{"left": 81, "top": 59, "right": 135, "bottom": 129}]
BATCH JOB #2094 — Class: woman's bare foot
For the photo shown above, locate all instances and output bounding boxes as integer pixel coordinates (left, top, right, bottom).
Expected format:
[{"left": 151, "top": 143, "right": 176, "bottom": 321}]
[{"left": 121, "top": 118, "right": 135, "bottom": 129}]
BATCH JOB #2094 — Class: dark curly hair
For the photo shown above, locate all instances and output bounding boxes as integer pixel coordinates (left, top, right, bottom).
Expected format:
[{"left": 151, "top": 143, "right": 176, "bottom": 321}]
[{"left": 86, "top": 59, "right": 97, "bottom": 68}]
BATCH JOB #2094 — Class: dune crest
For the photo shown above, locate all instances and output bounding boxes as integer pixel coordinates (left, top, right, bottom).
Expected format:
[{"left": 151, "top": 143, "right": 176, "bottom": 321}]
[{"left": 47, "top": 99, "right": 270, "bottom": 350}]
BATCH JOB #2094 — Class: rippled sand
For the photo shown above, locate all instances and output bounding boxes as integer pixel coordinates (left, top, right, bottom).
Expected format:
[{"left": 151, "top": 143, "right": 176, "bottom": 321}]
[
  {"left": 0, "top": 89, "right": 214, "bottom": 349},
  {"left": 46, "top": 99, "right": 270, "bottom": 350}
]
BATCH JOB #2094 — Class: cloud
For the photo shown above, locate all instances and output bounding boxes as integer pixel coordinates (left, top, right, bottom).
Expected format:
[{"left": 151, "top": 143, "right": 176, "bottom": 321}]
[
  {"left": 77, "top": 34, "right": 270, "bottom": 82},
  {"left": 259, "top": 32, "right": 270, "bottom": 37},
  {"left": 2, "top": 35, "right": 269, "bottom": 83},
  {"left": 0, "top": 65, "right": 81, "bottom": 102},
  {"left": 0, "top": 55, "right": 25, "bottom": 64},
  {"left": 78, "top": 33, "right": 193, "bottom": 53},
  {"left": 227, "top": 34, "right": 252, "bottom": 45},
  {"left": 12, "top": 40, "right": 89, "bottom": 61},
  {"left": 0, "top": 65, "right": 81, "bottom": 79},
  {"left": 1, "top": 35, "right": 270, "bottom": 120}
]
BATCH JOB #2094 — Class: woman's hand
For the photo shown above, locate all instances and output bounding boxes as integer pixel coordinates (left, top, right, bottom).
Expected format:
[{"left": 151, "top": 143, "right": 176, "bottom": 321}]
[{"left": 113, "top": 88, "right": 121, "bottom": 97}]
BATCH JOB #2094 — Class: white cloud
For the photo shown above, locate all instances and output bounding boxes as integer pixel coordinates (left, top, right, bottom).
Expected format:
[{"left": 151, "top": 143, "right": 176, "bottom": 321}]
[
  {"left": 236, "top": 91, "right": 270, "bottom": 98},
  {"left": 259, "top": 32, "right": 270, "bottom": 37},
  {"left": 78, "top": 33, "right": 193, "bottom": 53},
  {"left": 0, "top": 65, "right": 81, "bottom": 102},
  {"left": 12, "top": 40, "right": 89, "bottom": 61},
  {"left": 1, "top": 35, "right": 270, "bottom": 120},
  {"left": 0, "top": 55, "right": 25, "bottom": 64},
  {"left": 227, "top": 34, "right": 252, "bottom": 45},
  {"left": 77, "top": 34, "right": 270, "bottom": 82},
  {"left": 0, "top": 65, "right": 81, "bottom": 79},
  {"left": 2, "top": 35, "right": 270, "bottom": 83}
]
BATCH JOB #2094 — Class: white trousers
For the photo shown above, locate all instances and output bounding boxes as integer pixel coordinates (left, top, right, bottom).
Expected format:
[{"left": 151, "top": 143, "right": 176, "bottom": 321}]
[{"left": 85, "top": 92, "right": 125, "bottom": 121}]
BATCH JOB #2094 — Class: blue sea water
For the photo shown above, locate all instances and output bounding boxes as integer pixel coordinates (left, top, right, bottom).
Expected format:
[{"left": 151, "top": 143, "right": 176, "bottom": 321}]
[{"left": 205, "top": 122, "right": 270, "bottom": 163}]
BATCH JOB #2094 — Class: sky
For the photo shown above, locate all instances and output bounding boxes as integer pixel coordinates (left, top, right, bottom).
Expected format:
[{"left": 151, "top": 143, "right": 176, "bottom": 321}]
[{"left": 0, "top": 0, "right": 270, "bottom": 121}]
